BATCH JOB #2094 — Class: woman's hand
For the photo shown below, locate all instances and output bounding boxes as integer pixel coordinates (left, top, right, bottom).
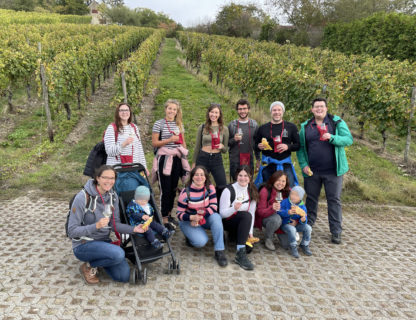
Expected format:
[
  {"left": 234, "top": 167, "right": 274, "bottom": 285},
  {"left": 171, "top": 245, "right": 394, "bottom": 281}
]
[
  {"left": 122, "top": 137, "right": 134, "bottom": 147},
  {"left": 190, "top": 214, "right": 203, "bottom": 227},
  {"left": 289, "top": 219, "right": 298, "bottom": 226},
  {"left": 272, "top": 202, "right": 280, "bottom": 211},
  {"left": 216, "top": 143, "right": 224, "bottom": 150},
  {"left": 133, "top": 224, "right": 146, "bottom": 233},
  {"left": 234, "top": 202, "right": 242, "bottom": 211},
  {"left": 142, "top": 215, "right": 150, "bottom": 220},
  {"left": 96, "top": 217, "right": 110, "bottom": 229},
  {"left": 170, "top": 135, "right": 180, "bottom": 143}
]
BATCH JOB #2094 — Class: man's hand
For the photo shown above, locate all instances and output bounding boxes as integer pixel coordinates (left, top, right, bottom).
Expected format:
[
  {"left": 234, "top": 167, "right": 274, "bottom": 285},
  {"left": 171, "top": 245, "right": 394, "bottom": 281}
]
[{"left": 275, "top": 143, "right": 288, "bottom": 153}]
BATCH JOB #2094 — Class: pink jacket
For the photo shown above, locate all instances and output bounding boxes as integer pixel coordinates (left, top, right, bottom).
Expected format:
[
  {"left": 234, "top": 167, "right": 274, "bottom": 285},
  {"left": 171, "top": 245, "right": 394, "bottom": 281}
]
[{"left": 152, "top": 146, "right": 191, "bottom": 184}]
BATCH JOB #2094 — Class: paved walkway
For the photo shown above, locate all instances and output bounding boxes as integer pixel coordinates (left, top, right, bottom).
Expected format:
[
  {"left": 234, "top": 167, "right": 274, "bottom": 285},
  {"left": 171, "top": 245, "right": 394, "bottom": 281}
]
[{"left": 1, "top": 197, "right": 415, "bottom": 319}]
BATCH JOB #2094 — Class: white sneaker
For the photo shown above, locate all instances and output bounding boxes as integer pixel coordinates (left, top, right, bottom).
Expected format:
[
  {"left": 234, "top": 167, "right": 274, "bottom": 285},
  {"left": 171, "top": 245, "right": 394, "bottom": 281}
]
[{"left": 295, "top": 232, "right": 300, "bottom": 242}]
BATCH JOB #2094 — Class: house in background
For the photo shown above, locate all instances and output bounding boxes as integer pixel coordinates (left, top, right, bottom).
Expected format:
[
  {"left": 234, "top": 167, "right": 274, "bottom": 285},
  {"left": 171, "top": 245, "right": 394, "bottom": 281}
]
[{"left": 89, "top": 0, "right": 107, "bottom": 25}]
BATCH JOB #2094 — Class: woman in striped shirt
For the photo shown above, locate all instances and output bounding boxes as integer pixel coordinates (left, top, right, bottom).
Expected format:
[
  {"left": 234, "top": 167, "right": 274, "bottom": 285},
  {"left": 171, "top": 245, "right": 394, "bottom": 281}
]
[
  {"left": 104, "top": 103, "right": 147, "bottom": 172},
  {"left": 152, "top": 99, "right": 187, "bottom": 229},
  {"left": 177, "top": 166, "right": 228, "bottom": 267}
]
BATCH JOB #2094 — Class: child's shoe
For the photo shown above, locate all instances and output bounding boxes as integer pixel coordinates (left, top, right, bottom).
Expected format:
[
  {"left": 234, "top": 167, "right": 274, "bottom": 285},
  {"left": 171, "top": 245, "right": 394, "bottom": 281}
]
[
  {"left": 151, "top": 239, "right": 164, "bottom": 249},
  {"left": 162, "top": 228, "right": 175, "bottom": 240},
  {"left": 289, "top": 245, "right": 299, "bottom": 258},
  {"left": 299, "top": 244, "right": 312, "bottom": 256}
]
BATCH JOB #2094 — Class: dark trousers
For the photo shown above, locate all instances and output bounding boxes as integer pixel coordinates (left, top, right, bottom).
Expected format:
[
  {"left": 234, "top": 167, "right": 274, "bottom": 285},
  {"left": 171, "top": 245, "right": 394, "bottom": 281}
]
[
  {"left": 144, "top": 221, "right": 165, "bottom": 243},
  {"left": 222, "top": 211, "right": 252, "bottom": 246},
  {"left": 304, "top": 173, "right": 343, "bottom": 235},
  {"left": 196, "top": 151, "right": 227, "bottom": 189},
  {"left": 229, "top": 155, "right": 254, "bottom": 182},
  {"left": 262, "top": 163, "right": 296, "bottom": 187},
  {"left": 158, "top": 155, "right": 182, "bottom": 217}
]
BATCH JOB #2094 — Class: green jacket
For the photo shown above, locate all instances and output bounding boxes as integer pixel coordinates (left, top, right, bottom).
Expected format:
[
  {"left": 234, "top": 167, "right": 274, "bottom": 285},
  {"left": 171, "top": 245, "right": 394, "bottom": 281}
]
[{"left": 297, "top": 114, "right": 353, "bottom": 177}]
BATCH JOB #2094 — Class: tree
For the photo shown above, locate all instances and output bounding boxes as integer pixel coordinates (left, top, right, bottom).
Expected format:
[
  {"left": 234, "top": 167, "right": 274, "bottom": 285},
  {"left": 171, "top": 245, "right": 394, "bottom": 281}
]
[
  {"left": 214, "top": 3, "right": 268, "bottom": 38},
  {"left": 101, "top": 0, "right": 124, "bottom": 7},
  {"left": 54, "top": 0, "right": 89, "bottom": 15}
]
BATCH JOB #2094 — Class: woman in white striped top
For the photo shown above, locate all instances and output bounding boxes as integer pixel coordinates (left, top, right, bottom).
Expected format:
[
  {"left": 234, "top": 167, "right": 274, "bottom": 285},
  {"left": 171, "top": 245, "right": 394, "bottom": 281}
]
[
  {"left": 104, "top": 103, "right": 147, "bottom": 173},
  {"left": 152, "top": 99, "right": 187, "bottom": 229}
]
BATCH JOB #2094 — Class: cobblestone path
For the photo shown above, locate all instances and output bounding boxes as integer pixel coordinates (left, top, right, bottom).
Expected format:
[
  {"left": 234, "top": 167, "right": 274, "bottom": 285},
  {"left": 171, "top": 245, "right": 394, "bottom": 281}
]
[{"left": 0, "top": 197, "right": 415, "bottom": 319}]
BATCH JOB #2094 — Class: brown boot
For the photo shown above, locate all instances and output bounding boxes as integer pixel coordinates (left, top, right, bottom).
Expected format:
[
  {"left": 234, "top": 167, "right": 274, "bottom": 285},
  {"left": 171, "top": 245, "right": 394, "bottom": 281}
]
[{"left": 79, "top": 262, "right": 99, "bottom": 285}]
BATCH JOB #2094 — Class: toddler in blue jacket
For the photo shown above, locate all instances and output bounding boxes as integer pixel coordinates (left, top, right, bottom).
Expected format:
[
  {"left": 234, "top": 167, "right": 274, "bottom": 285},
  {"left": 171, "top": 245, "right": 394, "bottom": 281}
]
[
  {"left": 126, "top": 186, "right": 174, "bottom": 249},
  {"left": 278, "top": 186, "right": 312, "bottom": 258}
]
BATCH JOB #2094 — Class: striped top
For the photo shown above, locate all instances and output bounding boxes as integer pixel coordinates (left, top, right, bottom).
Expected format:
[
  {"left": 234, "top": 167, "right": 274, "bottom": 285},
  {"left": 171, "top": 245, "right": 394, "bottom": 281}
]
[
  {"left": 103, "top": 123, "right": 147, "bottom": 168},
  {"left": 177, "top": 183, "right": 217, "bottom": 221},
  {"left": 153, "top": 119, "right": 184, "bottom": 149}
]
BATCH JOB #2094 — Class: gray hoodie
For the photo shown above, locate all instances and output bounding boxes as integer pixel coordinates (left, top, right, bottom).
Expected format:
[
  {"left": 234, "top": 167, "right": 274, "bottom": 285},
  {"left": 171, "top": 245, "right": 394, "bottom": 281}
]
[{"left": 68, "top": 179, "right": 134, "bottom": 249}]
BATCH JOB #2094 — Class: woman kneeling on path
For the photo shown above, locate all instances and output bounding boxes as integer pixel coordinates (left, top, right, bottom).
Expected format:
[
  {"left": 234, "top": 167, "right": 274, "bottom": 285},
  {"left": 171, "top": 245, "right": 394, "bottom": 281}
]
[
  {"left": 68, "top": 165, "right": 144, "bottom": 284},
  {"left": 219, "top": 165, "right": 258, "bottom": 270},
  {"left": 152, "top": 99, "right": 190, "bottom": 230},
  {"left": 177, "top": 166, "right": 228, "bottom": 267},
  {"left": 255, "top": 170, "right": 290, "bottom": 251}
]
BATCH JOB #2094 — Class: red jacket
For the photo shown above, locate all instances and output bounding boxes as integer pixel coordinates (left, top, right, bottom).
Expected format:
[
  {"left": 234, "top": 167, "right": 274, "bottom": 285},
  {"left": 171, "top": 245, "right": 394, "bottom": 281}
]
[{"left": 254, "top": 187, "right": 289, "bottom": 230}]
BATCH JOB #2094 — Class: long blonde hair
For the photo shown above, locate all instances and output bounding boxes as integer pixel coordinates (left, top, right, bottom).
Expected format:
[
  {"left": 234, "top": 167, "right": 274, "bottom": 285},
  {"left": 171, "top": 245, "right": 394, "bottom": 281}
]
[{"left": 165, "top": 99, "right": 184, "bottom": 132}]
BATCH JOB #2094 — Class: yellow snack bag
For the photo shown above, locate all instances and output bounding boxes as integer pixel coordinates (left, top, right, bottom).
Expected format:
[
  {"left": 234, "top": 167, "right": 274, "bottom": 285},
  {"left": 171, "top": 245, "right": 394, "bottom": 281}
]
[
  {"left": 261, "top": 138, "right": 273, "bottom": 150},
  {"left": 142, "top": 216, "right": 153, "bottom": 229}
]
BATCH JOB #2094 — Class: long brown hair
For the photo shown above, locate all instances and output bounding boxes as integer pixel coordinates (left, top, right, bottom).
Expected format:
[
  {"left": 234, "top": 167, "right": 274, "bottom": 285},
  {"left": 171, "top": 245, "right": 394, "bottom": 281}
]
[
  {"left": 186, "top": 165, "right": 212, "bottom": 189},
  {"left": 165, "top": 99, "right": 184, "bottom": 133},
  {"left": 204, "top": 103, "right": 224, "bottom": 134},
  {"left": 93, "top": 165, "right": 117, "bottom": 185},
  {"left": 235, "top": 165, "right": 259, "bottom": 202},
  {"left": 114, "top": 103, "right": 132, "bottom": 133},
  {"left": 265, "top": 170, "right": 290, "bottom": 198}
]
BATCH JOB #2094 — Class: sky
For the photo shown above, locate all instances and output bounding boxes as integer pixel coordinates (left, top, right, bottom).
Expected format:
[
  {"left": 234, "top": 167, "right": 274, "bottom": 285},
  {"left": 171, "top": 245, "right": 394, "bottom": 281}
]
[{"left": 123, "top": 0, "right": 265, "bottom": 27}]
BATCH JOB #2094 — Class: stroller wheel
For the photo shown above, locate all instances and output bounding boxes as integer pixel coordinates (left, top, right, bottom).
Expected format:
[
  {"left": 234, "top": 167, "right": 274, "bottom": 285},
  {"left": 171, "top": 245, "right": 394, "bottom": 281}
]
[
  {"left": 176, "top": 261, "right": 180, "bottom": 275},
  {"left": 168, "top": 260, "right": 174, "bottom": 274},
  {"left": 141, "top": 268, "right": 147, "bottom": 285}
]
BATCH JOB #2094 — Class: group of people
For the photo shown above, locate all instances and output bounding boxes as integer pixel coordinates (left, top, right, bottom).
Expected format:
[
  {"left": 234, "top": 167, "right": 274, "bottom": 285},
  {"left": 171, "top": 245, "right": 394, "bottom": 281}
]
[{"left": 68, "top": 97, "right": 353, "bottom": 284}]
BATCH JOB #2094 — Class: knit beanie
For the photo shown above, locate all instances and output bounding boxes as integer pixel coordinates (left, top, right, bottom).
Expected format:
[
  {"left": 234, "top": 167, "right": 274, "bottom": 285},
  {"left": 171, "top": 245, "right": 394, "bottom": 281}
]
[
  {"left": 134, "top": 185, "right": 150, "bottom": 200},
  {"left": 291, "top": 186, "right": 305, "bottom": 200},
  {"left": 270, "top": 101, "right": 285, "bottom": 113}
]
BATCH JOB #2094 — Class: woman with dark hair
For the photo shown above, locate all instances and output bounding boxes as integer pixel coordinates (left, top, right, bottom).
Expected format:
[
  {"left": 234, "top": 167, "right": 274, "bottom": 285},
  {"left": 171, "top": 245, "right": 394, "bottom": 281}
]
[
  {"left": 176, "top": 166, "right": 228, "bottom": 267},
  {"left": 152, "top": 99, "right": 190, "bottom": 230},
  {"left": 219, "top": 165, "right": 258, "bottom": 270},
  {"left": 192, "top": 103, "right": 229, "bottom": 189},
  {"left": 255, "top": 170, "right": 290, "bottom": 251},
  {"left": 68, "top": 165, "right": 145, "bottom": 284},
  {"left": 104, "top": 103, "right": 147, "bottom": 172}
]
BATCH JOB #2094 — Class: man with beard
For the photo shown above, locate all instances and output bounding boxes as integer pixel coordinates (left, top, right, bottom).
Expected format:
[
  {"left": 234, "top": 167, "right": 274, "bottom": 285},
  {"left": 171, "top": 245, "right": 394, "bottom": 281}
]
[
  {"left": 228, "top": 99, "right": 260, "bottom": 181},
  {"left": 255, "top": 101, "right": 300, "bottom": 187}
]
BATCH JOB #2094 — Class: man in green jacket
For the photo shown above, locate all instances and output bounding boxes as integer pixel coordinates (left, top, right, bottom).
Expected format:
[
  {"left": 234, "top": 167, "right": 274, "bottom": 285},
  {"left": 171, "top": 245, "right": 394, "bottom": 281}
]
[{"left": 297, "top": 98, "right": 353, "bottom": 244}]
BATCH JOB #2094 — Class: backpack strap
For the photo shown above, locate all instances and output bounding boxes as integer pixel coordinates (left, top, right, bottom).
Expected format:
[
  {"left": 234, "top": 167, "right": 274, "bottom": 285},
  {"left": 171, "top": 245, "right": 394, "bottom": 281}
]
[{"left": 227, "top": 184, "right": 235, "bottom": 206}]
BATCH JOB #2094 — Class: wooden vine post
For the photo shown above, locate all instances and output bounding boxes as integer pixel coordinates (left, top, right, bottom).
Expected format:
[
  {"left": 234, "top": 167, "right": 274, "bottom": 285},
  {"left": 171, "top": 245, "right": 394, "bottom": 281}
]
[
  {"left": 121, "top": 71, "right": 128, "bottom": 103},
  {"left": 404, "top": 86, "right": 416, "bottom": 164},
  {"left": 40, "top": 64, "right": 54, "bottom": 142}
]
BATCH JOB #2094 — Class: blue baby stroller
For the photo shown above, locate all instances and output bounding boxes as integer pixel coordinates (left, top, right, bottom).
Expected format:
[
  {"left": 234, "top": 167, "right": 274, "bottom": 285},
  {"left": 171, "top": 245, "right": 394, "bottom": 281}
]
[{"left": 113, "top": 163, "right": 180, "bottom": 284}]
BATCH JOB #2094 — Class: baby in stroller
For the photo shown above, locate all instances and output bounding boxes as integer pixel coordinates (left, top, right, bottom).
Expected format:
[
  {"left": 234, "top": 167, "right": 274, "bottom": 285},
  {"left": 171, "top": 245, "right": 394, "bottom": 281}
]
[{"left": 126, "top": 186, "right": 174, "bottom": 249}]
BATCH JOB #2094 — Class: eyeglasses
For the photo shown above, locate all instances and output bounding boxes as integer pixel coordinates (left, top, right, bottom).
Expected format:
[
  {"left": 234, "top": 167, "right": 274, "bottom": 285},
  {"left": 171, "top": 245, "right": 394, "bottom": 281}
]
[
  {"left": 119, "top": 109, "right": 130, "bottom": 113},
  {"left": 100, "top": 176, "right": 116, "bottom": 180}
]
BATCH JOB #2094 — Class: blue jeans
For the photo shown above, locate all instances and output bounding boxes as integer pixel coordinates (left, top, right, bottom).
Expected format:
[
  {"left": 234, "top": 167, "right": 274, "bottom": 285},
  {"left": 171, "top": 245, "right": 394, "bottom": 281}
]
[
  {"left": 179, "top": 213, "right": 225, "bottom": 251},
  {"left": 73, "top": 241, "right": 130, "bottom": 283},
  {"left": 281, "top": 223, "right": 312, "bottom": 247}
]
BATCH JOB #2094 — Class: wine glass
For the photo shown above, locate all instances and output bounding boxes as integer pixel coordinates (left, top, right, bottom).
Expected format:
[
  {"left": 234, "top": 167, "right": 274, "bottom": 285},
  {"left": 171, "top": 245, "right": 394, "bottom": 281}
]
[
  {"left": 237, "top": 128, "right": 243, "bottom": 144},
  {"left": 102, "top": 204, "right": 112, "bottom": 229},
  {"left": 319, "top": 123, "right": 327, "bottom": 140},
  {"left": 173, "top": 128, "right": 180, "bottom": 136},
  {"left": 275, "top": 192, "right": 283, "bottom": 203},
  {"left": 236, "top": 192, "right": 244, "bottom": 202}
]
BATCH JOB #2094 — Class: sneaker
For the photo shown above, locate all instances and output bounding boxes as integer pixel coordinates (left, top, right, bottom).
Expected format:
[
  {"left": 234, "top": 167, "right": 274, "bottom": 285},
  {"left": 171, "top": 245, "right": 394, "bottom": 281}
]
[
  {"left": 289, "top": 245, "right": 299, "bottom": 258},
  {"left": 295, "top": 232, "right": 300, "bottom": 242},
  {"left": 234, "top": 248, "right": 254, "bottom": 270},
  {"left": 299, "top": 244, "right": 312, "bottom": 256},
  {"left": 151, "top": 239, "right": 164, "bottom": 249},
  {"left": 264, "top": 238, "right": 276, "bottom": 251},
  {"left": 162, "top": 228, "right": 175, "bottom": 240},
  {"left": 331, "top": 233, "right": 342, "bottom": 244},
  {"left": 214, "top": 250, "right": 228, "bottom": 267},
  {"left": 168, "top": 216, "right": 179, "bottom": 226},
  {"left": 79, "top": 262, "right": 99, "bottom": 285}
]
